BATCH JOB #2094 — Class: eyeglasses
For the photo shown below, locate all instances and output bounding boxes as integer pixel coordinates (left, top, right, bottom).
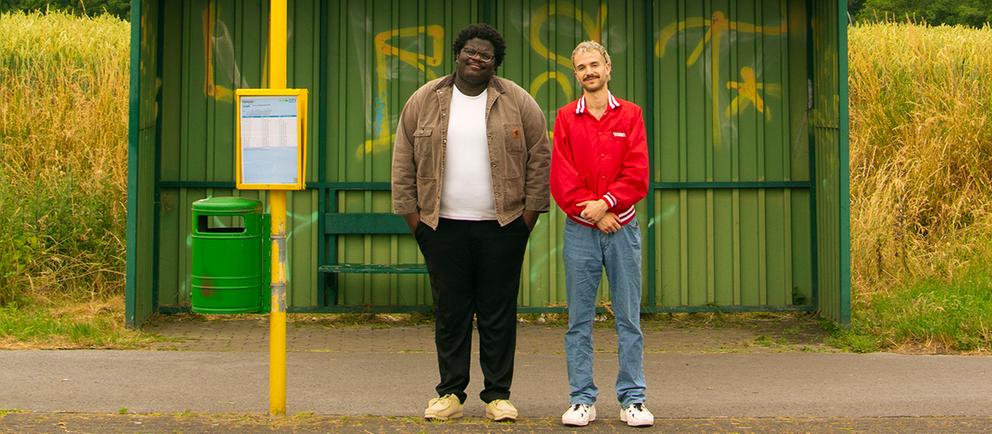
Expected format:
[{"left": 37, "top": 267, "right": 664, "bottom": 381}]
[{"left": 460, "top": 47, "right": 494, "bottom": 63}]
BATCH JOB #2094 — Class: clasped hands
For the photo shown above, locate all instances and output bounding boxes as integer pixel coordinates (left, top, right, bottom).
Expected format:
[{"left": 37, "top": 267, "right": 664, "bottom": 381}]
[{"left": 577, "top": 199, "right": 621, "bottom": 234}]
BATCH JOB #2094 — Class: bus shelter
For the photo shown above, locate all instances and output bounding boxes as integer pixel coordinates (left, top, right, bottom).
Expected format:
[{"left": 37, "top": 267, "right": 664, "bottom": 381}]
[{"left": 126, "top": 0, "right": 850, "bottom": 327}]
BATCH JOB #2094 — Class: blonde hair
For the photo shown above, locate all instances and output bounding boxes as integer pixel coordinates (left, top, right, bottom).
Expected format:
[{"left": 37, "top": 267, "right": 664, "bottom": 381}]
[{"left": 571, "top": 40, "right": 611, "bottom": 67}]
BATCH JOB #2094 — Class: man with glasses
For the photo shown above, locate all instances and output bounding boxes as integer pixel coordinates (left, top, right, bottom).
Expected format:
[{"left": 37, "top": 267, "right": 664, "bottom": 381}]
[{"left": 391, "top": 23, "right": 550, "bottom": 422}]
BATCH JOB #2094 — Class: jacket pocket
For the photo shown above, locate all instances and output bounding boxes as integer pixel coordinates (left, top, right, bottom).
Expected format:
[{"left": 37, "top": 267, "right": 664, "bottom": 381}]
[
  {"left": 502, "top": 123, "right": 525, "bottom": 179},
  {"left": 610, "top": 135, "right": 628, "bottom": 152},
  {"left": 413, "top": 127, "right": 435, "bottom": 177},
  {"left": 416, "top": 174, "right": 438, "bottom": 215}
]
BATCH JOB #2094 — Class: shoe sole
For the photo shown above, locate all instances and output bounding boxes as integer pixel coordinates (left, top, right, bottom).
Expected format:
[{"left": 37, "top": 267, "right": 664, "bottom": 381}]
[
  {"left": 486, "top": 412, "right": 517, "bottom": 422},
  {"left": 563, "top": 415, "right": 595, "bottom": 426},
  {"left": 620, "top": 413, "right": 652, "bottom": 427},
  {"left": 424, "top": 410, "right": 463, "bottom": 421},
  {"left": 562, "top": 420, "right": 590, "bottom": 427},
  {"left": 620, "top": 415, "right": 653, "bottom": 427},
  {"left": 626, "top": 421, "right": 654, "bottom": 427}
]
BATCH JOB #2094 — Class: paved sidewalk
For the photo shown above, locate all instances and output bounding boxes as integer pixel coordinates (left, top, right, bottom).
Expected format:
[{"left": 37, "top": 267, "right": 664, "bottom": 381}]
[
  {"left": 1, "top": 317, "right": 991, "bottom": 421},
  {"left": 4, "top": 412, "right": 992, "bottom": 433}
]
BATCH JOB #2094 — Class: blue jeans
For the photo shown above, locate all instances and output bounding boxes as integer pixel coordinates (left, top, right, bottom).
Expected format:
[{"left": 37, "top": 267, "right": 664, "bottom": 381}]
[{"left": 563, "top": 217, "right": 646, "bottom": 407}]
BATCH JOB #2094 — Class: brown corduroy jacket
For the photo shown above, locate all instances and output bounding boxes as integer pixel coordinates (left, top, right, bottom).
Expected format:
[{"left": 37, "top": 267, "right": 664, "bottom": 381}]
[{"left": 391, "top": 75, "right": 551, "bottom": 229}]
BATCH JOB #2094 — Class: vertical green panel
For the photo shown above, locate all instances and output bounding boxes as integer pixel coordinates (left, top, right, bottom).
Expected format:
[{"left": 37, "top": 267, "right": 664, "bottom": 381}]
[
  {"left": 765, "top": 190, "right": 787, "bottom": 304},
  {"left": 654, "top": 0, "right": 680, "bottom": 183},
  {"left": 787, "top": 0, "right": 809, "bottom": 180},
  {"left": 810, "top": 0, "right": 847, "bottom": 323},
  {"left": 712, "top": 190, "right": 733, "bottom": 304},
  {"left": 735, "top": 2, "right": 758, "bottom": 181},
  {"left": 286, "top": 0, "right": 320, "bottom": 307},
  {"left": 288, "top": 190, "right": 317, "bottom": 307},
  {"left": 183, "top": 0, "right": 207, "bottom": 182},
  {"left": 708, "top": 0, "right": 727, "bottom": 182},
  {"left": 836, "top": 0, "right": 851, "bottom": 325},
  {"left": 127, "top": 0, "right": 160, "bottom": 326},
  {"left": 815, "top": 0, "right": 833, "bottom": 318},
  {"left": 792, "top": 190, "right": 813, "bottom": 305},
  {"left": 293, "top": 0, "right": 320, "bottom": 184},
  {"left": 686, "top": 191, "right": 706, "bottom": 305},
  {"left": 658, "top": 190, "right": 681, "bottom": 305},
  {"left": 816, "top": 127, "right": 838, "bottom": 318},
  {"left": 738, "top": 190, "right": 760, "bottom": 305},
  {"left": 157, "top": 188, "right": 180, "bottom": 306},
  {"left": 137, "top": 126, "right": 157, "bottom": 311},
  {"left": 156, "top": 1, "right": 184, "bottom": 308},
  {"left": 160, "top": 4, "right": 182, "bottom": 184}
]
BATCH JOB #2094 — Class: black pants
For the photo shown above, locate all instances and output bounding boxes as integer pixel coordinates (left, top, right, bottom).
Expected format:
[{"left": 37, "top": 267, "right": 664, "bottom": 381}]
[{"left": 415, "top": 217, "right": 530, "bottom": 403}]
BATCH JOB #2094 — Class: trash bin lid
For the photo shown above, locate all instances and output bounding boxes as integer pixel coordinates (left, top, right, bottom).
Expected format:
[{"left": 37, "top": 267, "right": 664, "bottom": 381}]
[{"left": 192, "top": 197, "right": 263, "bottom": 214}]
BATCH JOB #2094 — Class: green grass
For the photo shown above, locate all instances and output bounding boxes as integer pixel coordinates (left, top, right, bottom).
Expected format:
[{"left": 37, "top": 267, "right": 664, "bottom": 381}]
[
  {"left": 832, "top": 261, "right": 992, "bottom": 353},
  {"left": 0, "top": 298, "right": 160, "bottom": 348},
  {"left": 0, "top": 409, "right": 25, "bottom": 417}
]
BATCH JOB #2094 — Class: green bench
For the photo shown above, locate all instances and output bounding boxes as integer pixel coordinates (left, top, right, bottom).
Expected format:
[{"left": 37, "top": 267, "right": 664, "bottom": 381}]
[
  {"left": 318, "top": 212, "right": 428, "bottom": 275},
  {"left": 317, "top": 183, "right": 429, "bottom": 308}
]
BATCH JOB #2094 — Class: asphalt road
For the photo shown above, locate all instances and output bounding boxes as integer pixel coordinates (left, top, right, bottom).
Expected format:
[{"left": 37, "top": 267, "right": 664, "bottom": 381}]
[{"left": 1, "top": 350, "right": 990, "bottom": 419}]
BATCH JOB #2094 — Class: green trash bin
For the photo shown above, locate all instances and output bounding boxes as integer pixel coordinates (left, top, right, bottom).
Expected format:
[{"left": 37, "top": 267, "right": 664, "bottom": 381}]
[{"left": 191, "top": 197, "right": 271, "bottom": 314}]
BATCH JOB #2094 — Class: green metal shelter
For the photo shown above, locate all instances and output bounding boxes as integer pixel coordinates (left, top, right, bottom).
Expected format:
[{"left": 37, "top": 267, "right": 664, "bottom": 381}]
[{"left": 126, "top": 0, "right": 850, "bottom": 327}]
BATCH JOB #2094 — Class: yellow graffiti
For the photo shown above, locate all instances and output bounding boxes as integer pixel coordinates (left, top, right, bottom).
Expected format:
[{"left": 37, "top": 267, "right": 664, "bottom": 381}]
[
  {"left": 375, "top": 25, "right": 445, "bottom": 71},
  {"left": 360, "top": 25, "right": 445, "bottom": 158},
  {"left": 726, "top": 67, "right": 782, "bottom": 120},
  {"left": 527, "top": 2, "right": 606, "bottom": 102},
  {"left": 529, "top": 71, "right": 574, "bottom": 101},
  {"left": 530, "top": 3, "right": 606, "bottom": 69},
  {"left": 655, "top": 11, "right": 788, "bottom": 60},
  {"left": 655, "top": 11, "right": 787, "bottom": 146}
]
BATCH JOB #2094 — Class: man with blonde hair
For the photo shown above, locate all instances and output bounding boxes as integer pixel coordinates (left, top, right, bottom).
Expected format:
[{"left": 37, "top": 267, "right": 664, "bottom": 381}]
[{"left": 550, "top": 40, "right": 653, "bottom": 427}]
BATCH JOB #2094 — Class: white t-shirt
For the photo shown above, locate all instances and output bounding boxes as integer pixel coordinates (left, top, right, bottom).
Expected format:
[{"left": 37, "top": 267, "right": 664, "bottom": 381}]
[{"left": 440, "top": 86, "right": 496, "bottom": 220}]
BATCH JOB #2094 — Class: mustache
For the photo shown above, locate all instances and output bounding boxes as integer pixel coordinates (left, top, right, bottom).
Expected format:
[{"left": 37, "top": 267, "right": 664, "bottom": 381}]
[{"left": 582, "top": 74, "right": 600, "bottom": 81}]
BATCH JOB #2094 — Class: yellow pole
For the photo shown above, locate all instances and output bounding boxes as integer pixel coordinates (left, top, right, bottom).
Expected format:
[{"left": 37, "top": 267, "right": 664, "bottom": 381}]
[{"left": 268, "top": 0, "right": 288, "bottom": 417}]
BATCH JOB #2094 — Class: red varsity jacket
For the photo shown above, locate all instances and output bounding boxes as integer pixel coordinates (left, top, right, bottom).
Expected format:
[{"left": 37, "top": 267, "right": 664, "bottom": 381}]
[{"left": 550, "top": 92, "right": 649, "bottom": 227}]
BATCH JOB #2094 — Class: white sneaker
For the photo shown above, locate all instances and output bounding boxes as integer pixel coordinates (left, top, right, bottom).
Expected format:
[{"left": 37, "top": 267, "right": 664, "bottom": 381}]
[
  {"left": 561, "top": 403, "right": 596, "bottom": 426},
  {"left": 620, "top": 403, "right": 654, "bottom": 427}
]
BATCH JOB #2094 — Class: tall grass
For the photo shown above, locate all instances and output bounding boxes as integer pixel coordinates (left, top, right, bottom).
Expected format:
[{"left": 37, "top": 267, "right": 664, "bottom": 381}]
[
  {"left": 847, "top": 22, "right": 992, "bottom": 352},
  {"left": 0, "top": 11, "right": 129, "bottom": 305},
  {"left": 850, "top": 22, "right": 992, "bottom": 292}
]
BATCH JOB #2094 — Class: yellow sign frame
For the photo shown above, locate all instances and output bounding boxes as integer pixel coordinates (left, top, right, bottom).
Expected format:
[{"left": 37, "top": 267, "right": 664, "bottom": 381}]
[{"left": 235, "top": 88, "right": 308, "bottom": 191}]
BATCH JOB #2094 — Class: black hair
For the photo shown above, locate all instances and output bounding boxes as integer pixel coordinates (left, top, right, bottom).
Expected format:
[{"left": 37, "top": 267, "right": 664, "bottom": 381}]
[{"left": 452, "top": 23, "right": 506, "bottom": 67}]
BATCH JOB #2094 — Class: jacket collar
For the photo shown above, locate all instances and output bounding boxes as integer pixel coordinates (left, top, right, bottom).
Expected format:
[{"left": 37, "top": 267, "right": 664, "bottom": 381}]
[
  {"left": 433, "top": 74, "right": 506, "bottom": 94},
  {"left": 576, "top": 91, "right": 620, "bottom": 114}
]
